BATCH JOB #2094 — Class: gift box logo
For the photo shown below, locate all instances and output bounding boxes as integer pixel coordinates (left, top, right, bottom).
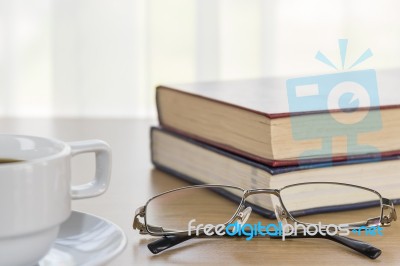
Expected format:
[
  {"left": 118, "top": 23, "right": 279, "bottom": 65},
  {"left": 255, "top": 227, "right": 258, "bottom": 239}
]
[{"left": 286, "top": 40, "right": 381, "bottom": 161}]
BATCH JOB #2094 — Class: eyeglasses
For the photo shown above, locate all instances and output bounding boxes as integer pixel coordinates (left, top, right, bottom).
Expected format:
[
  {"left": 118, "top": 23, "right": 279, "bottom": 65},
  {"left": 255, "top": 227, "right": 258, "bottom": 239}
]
[{"left": 133, "top": 182, "right": 397, "bottom": 259}]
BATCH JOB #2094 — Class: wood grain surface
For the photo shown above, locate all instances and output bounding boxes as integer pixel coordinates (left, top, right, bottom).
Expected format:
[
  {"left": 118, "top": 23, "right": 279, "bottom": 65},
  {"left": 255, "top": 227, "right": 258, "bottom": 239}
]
[{"left": 0, "top": 118, "right": 398, "bottom": 266}]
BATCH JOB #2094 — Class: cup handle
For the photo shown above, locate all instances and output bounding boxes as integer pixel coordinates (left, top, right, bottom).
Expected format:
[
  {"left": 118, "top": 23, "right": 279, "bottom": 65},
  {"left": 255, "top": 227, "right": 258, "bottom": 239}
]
[{"left": 68, "top": 140, "right": 112, "bottom": 199}]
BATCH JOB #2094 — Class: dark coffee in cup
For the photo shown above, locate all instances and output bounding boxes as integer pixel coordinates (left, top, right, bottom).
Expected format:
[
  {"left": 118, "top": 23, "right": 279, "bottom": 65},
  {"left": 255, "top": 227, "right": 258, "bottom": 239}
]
[{"left": 0, "top": 158, "right": 23, "bottom": 164}]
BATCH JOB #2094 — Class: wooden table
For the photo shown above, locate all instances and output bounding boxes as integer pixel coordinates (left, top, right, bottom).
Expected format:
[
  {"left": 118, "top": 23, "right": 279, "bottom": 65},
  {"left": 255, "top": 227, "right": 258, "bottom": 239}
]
[{"left": 1, "top": 118, "right": 399, "bottom": 265}]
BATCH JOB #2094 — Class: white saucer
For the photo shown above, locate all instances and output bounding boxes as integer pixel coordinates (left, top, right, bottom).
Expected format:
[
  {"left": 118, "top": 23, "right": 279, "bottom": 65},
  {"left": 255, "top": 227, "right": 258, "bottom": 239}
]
[{"left": 37, "top": 211, "right": 127, "bottom": 266}]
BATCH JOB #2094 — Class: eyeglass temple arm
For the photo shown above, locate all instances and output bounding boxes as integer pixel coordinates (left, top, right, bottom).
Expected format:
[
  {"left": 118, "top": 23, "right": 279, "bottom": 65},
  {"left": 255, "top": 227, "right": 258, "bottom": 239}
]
[
  {"left": 146, "top": 229, "right": 381, "bottom": 259},
  {"left": 270, "top": 232, "right": 381, "bottom": 259},
  {"left": 148, "top": 234, "right": 196, "bottom": 254}
]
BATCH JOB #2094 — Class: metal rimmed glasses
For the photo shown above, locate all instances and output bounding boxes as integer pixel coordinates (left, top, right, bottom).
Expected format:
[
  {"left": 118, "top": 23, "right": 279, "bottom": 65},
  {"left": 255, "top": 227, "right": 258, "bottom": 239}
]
[{"left": 133, "top": 182, "right": 397, "bottom": 259}]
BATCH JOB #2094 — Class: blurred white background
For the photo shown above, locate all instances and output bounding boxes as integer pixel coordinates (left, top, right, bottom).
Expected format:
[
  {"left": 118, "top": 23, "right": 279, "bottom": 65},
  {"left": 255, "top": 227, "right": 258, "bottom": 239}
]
[{"left": 1, "top": 0, "right": 399, "bottom": 118}]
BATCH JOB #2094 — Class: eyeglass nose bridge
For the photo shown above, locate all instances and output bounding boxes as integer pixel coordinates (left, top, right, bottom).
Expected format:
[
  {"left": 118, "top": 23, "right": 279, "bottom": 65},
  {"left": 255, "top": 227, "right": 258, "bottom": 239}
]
[
  {"left": 244, "top": 188, "right": 280, "bottom": 197},
  {"left": 244, "top": 189, "right": 285, "bottom": 220}
]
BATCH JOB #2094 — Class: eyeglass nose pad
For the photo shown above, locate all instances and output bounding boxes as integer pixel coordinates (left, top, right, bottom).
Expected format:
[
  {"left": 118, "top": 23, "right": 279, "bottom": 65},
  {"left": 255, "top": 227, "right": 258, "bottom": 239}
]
[
  {"left": 237, "top": 206, "right": 252, "bottom": 225},
  {"left": 227, "top": 206, "right": 252, "bottom": 234},
  {"left": 274, "top": 204, "right": 289, "bottom": 232}
]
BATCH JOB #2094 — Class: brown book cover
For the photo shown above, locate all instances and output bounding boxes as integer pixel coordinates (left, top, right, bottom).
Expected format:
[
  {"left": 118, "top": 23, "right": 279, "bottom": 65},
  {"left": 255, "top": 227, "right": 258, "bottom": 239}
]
[{"left": 156, "top": 69, "right": 400, "bottom": 166}]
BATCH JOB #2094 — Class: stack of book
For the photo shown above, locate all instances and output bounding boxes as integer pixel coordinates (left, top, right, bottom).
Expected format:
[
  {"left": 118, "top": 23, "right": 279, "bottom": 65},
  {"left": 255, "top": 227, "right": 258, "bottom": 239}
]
[{"left": 150, "top": 70, "right": 400, "bottom": 217}]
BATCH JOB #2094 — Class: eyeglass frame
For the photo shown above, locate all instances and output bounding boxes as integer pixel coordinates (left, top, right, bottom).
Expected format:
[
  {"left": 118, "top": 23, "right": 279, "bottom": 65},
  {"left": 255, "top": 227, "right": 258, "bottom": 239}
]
[
  {"left": 134, "top": 182, "right": 396, "bottom": 235},
  {"left": 133, "top": 181, "right": 397, "bottom": 259}
]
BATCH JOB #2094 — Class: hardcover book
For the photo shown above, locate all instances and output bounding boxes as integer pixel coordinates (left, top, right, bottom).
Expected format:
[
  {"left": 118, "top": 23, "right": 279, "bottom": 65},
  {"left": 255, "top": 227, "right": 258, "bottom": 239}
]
[
  {"left": 151, "top": 127, "right": 400, "bottom": 218},
  {"left": 156, "top": 69, "right": 400, "bottom": 166}
]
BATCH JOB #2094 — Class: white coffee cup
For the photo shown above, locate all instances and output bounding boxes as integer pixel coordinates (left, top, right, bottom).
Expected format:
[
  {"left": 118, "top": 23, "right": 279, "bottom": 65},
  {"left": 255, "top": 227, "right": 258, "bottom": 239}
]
[{"left": 0, "top": 135, "right": 112, "bottom": 266}]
